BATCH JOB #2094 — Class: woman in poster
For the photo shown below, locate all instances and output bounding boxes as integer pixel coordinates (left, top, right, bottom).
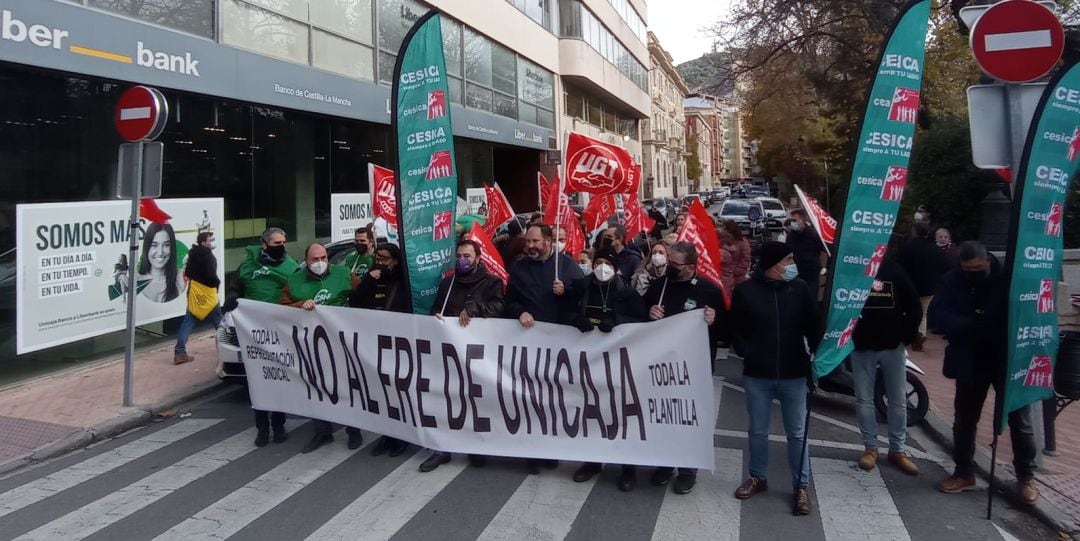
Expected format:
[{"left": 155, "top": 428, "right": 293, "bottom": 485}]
[{"left": 137, "top": 222, "right": 185, "bottom": 303}]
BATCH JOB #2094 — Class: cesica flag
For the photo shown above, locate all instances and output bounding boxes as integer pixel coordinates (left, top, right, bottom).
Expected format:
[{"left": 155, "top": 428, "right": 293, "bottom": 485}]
[
  {"left": 1001, "top": 61, "right": 1080, "bottom": 431},
  {"left": 16, "top": 198, "right": 224, "bottom": 354},
  {"left": 813, "top": 0, "right": 931, "bottom": 381},
  {"left": 233, "top": 301, "right": 717, "bottom": 468},
  {"left": 392, "top": 12, "right": 459, "bottom": 314}
]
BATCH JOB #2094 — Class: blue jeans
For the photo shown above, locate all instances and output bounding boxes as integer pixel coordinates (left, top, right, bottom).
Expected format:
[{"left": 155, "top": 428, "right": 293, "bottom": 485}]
[
  {"left": 852, "top": 345, "right": 907, "bottom": 452},
  {"left": 174, "top": 307, "right": 222, "bottom": 354},
  {"left": 744, "top": 376, "right": 811, "bottom": 489}
]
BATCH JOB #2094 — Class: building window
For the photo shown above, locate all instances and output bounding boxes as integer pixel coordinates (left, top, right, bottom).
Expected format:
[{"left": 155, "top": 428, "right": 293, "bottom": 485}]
[
  {"left": 558, "top": 0, "right": 647, "bottom": 90},
  {"left": 222, "top": 0, "right": 309, "bottom": 65},
  {"left": 312, "top": 29, "right": 374, "bottom": 81},
  {"left": 88, "top": 0, "right": 215, "bottom": 38},
  {"left": 506, "top": 0, "right": 551, "bottom": 31},
  {"left": 311, "top": 0, "right": 373, "bottom": 45},
  {"left": 376, "top": 0, "right": 425, "bottom": 83}
]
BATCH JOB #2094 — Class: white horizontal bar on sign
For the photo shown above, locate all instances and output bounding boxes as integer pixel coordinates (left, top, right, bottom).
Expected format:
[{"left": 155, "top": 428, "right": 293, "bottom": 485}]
[
  {"left": 984, "top": 30, "right": 1053, "bottom": 52},
  {"left": 119, "top": 107, "right": 152, "bottom": 120}
]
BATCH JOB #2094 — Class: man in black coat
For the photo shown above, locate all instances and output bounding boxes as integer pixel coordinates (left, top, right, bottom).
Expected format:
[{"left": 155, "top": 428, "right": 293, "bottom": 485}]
[
  {"left": 899, "top": 221, "right": 950, "bottom": 351},
  {"left": 419, "top": 239, "right": 505, "bottom": 473},
  {"left": 929, "top": 241, "right": 1039, "bottom": 504},
  {"left": 850, "top": 258, "right": 922, "bottom": 475},
  {"left": 173, "top": 232, "right": 221, "bottom": 365},
  {"left": 785, "top": 209, "right": 826, "bottom": 290},
  {"left": 567, "top": 248, "right": 647, "bottom": 491},
  {"left": 599, "top": 224, "right": 644, "bottom": 286},
  {"left": 642, "top": 242, "right": 724, "bottom": 496}
]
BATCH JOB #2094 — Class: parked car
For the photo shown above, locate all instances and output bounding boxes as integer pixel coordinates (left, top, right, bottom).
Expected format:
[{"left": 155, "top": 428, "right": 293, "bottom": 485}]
[
  {"left": 756, "top": 197, "right": 788, "bottom": 221},
  {"left": 644, "top": 197, "right": 677, "bottom": 224}
]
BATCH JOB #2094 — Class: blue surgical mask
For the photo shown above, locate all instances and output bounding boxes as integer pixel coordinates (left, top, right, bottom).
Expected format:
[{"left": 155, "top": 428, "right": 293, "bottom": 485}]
[{"left": 782, "top": 264, "right": 799, "bottom": 282}]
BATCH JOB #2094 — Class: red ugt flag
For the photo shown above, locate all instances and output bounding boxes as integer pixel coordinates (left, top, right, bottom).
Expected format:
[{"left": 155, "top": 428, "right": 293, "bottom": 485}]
[
  {"left": 544, "top": 175, "right": 575, "bottom": 231},
  {"left": 677, "top": 199, "right": 727, "bottom": 302},
  {"left": 561, "top": 212, "right": 586, "bottom": 257},
  {"left": 794, "top": 184, "right": 836, "bottom": 250},
  {"left": 564, "top": 132, "right": 636, "bottom": 194},
  {"left": 464, "top": 226, "right": 509, "bottom": 286},
  {"left": 369, "top": 164, "right": 397, "bottom": 226},
  {"left": 538, "top": 172, "right": 551, "bottom": 210},
  {"left": 622, "top": 195, "right": 655, "bottom": 240},
  {"left": 583, "top": 194, "right": 618, "bottom": 232},
  {"left": 483, "top": 182, "right": 515, "bottom": 234}
]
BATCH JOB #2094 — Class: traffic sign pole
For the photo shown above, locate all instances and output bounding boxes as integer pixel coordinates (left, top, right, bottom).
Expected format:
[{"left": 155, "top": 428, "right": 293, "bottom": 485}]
[{"left": 123, "top": 142, "right": 143, "bottom": 407}]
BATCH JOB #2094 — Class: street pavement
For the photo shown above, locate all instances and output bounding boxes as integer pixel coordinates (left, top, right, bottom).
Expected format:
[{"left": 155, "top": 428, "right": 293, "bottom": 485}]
[{"left": 0, "top": 356, "right": 1057, "bottom": 541}]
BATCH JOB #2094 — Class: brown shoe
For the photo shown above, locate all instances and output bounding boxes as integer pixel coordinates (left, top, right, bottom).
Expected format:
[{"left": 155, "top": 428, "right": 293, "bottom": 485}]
[
  {"left": 793, "top": 486, "right": 812, "bottom": 516},
  {"left": 888, "top": 451, "right": 919, "bottom": 476},
  {"left": 173, "top": 353, "right": 194, "bottom": 365},
  {"left": 734, "top": 476, "right": 767, "bottom": 500},
  {"left": 858, "top": 449, "right": 879, "bottom": 471},
  {"left": 1019, "top": 480, "right": 1039, "bottom": 505},
  {"left": 938, "top": 474, "right": 977, "bottom": 494}
]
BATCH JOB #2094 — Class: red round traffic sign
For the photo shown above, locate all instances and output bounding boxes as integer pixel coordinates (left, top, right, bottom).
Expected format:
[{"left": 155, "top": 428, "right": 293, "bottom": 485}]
[
  {"left": 971, "top": 0, "right": 1064, "bottom": 83},
  {"left": 114, "top": 86, "right": 168, "bottom": 142}
]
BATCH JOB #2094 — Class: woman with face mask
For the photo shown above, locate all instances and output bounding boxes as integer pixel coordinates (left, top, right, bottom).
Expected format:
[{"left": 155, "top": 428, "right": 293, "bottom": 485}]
[
  {"left": 577, "top": 251, "right": 593, "bottom": 276},
  {"left": 632, "top": 242, "right": 670, "bottom": 296},
  {"left": 565, "top": 248, "right": 647, "bottom": 491}
]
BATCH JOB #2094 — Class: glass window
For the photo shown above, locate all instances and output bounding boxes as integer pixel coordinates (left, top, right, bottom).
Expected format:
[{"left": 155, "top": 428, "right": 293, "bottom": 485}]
[
  {"left": 223, "top": 0, "right": 309, "bottom": 64},
  {"left": 587, "top": 100, "right": 602, "bottom": 127},
  {"left": 603, "top": 108, "right": 617, "bottom": 132},
  {"left": 312, "top": 30, "right": 374, "bottom": 81},
  {"left": 448, "top": 75, "right": 463, "bottom": 103},
  {"left": 518, "top": 102, "right": 536, "bottom": 124},
  {"left": 88, "top": 0, "right": 214, "bottom": 38},
  {"left": 564, "top": 88, "right": 584, "bottom": 119},
  {"left": 442, "top": 18, "right": 463, "bottom": 78},
  {"left": 465, "top": 84, "right": 493, "bottom": 112},
  {"left": 311, "top": 0, "right": 373, "bottom": 44},
  {"left": 378, "top": 0, "right": 425, "bottom": 52},
  {"left": 491, "top": 43, "right": 517, "bottom": 95},
  {"left": 523, "top": 0, "right": 547, "bottom": 28},
  {"left": 464, "top": 28, "right": 492, "bottom": 87},
  {"left": 519, "top": 60, "right": 554, "bottom": 110},
  {"left": 493, "top": 93, "right": 517, "bottom": 119},
  {"left": 537, "top": 109, "right": 554, "bottom": 129},
  {"left": 243, "top": 0, "right": 307, "bottom": 20},
  {"left": 378, "top": 51, "right": 396, "bottom": 84},
  {"left": 559, "top": 0, "right": 581, "bottom": 38}
]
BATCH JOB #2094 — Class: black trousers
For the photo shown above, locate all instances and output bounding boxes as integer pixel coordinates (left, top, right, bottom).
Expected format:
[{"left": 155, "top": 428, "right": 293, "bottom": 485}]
[
  {"left": 313, "top": 420, "right": 362, "bottom": 438},
  {"left": 952, "top": 376, "right": 1037, "bottom": 481},
  {"left": 254, "top": 410, "right": 285, "bottom": 432}
]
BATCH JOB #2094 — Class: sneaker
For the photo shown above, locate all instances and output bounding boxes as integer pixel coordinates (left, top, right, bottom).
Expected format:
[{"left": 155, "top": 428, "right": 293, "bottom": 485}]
[
  {"left": 938, "top": 474, "right": 977, "bottom": 494},
  {"left": 573, "top": 463, "right": 603, "bottom": 483},
  {"left": 858, "top": 449, "right": 879, "bottom": 471},
  {"left": 735, "top": 477, "right": 767, "bottom": 499},
  {"left": 673, "top": 473, "right": 697, "bottom": 495},
  {"left": 793, "top": 486, "right": 812, "bottom": 516},
  {"left": 419, "top": 452, "right": 451, "bottom": 473},
  {"left": 173, "top": 353, "right": 194, "bottom": 365},
  {"left": 301, "top": 433, "right": 333, "bottom": 454},
  {"left": 651, "top": 467, "right": 674, "bottom": 486},
  {"left": 468, "top": 454, "right": 487, "bottom": 468},
  {"left": 618, "top": 467, "right": 637, "bottom": 492},
  {"left": 370, "top": 436, "right": 393, "bottom": 457},
  {"left": 347, "top": 431, "right": 363, "bottom": 450},
  {"left": 888, "top": 451, "right": 919, "bottom": 476},
  {"left": 1019, "top": 480, "right": 1040, "bottom": 505},
  {"left": 272, "top": 428, "right": 288, "bottom": 444},
  {"left": 254, "top": 429, "right": 269, "bottom": 448}
]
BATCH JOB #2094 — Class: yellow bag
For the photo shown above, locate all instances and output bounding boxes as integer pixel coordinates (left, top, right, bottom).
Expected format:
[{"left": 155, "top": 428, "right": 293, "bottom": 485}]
[{"left": 187, "top": 280, "right": 219, "bottom": 320}]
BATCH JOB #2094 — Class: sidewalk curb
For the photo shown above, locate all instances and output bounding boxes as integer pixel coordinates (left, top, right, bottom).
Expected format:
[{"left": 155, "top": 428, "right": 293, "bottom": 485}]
[
  {"left": 0, "top": 377, "right": 236, "bottom": 476},
  {"left": 922, "top": 405, "right": 1080, "bottom": 537}
]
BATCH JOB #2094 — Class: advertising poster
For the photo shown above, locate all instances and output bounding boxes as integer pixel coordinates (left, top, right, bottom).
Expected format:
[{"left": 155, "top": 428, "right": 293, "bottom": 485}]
[
  {"left": 16, "top": 198, "right": 225, "bottom": 354},
  {"left": 329, "top": 193, "right": 373, "bottom": 242},
  {"left": 466, "top": 187, "right": 487, "bottom": 216}
]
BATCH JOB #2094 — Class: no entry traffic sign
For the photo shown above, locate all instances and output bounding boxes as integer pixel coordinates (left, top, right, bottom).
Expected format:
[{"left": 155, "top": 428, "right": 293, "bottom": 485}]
[
  {"left": 114, "top": 86, "right": 168, "bottom": 142},
  {"left": 971, "top": 0, "right": 1064, "bottom": 83}
]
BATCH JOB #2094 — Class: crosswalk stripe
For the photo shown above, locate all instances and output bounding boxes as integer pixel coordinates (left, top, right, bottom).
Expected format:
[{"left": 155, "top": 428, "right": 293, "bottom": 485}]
[
  {"left": 153, "top": 429, "right": 374, "bottom": 541},
  {"left": 14, "top": 422, "right": 303, "bottom": 541},
  {"left": 304, "top": 448, "right": 468, "bottom": 541},
  {"left": 650, "top": 448, "right": 743, "bottom": 541},
  {"left": 476, "top": 464, "right": 596, "bottom": 541},
  {"left": 713, "top": 429, "right": 946, "bottom": 464},
  {"left": 0, "top": 419, "right": 222, "bottom": 519},
  {"left": 813, "top": 457, "right": 910, "bottom": 541}
]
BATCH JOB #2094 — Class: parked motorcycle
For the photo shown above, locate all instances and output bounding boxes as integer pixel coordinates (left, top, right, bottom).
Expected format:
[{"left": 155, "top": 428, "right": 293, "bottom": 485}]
[{"left": 815, "top": 353, "right": 930, "bottom": 427}]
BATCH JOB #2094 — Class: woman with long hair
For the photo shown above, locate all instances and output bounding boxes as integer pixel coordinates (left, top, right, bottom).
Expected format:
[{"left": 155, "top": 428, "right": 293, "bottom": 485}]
[
  {"left": 137, "top": 222, "right": 185, "bottom": 303},
  {"left": 631, "top": 241, "right": 669, "bottom": 296}
]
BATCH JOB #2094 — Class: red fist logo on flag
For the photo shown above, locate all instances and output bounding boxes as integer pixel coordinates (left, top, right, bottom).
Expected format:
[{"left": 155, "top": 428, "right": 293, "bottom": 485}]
[
  {"left": 1068, "top": 126, "right": 1080, "bottom": 161},
  {"left": 433, "top": 210, "right": 453, "bottom": 241},
  {"left": 427, "top": 90, "right": 447, "bottom": 120},
  {"left": 426, "top": 150, "right": 453, "bottom": 181},
  {"left": 865, "top": 244, "right": 887, "bottom": 278},
  {"left": 838, "top": 317, "right": 859, "bottom": 348},
  {"left": 888, "top": 87, "right": 919, "bottom": 124},
  {"left": 1038, "top": 278, "right": 1056, "bottom": 314},
  {"left": 1025, "top": 355, "right": 1054, "bottom": 388},
  {"left": 881, "top": 166, "right": 907, "bottom": 202},
  {"left": 1046, "top": 202, "right": 1064, "bottom": 237}
]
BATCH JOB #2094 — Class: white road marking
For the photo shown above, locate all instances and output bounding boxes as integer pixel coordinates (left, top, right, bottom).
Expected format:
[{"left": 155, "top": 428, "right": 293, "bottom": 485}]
[
  {"left": 15, "top": 423, "right": 301, "bottom": 541},
  {"left": 305, "top": 450, "right": 467, "bottom": 541},
  {"left": 154, "top": 429, "right": 373, "bottom": 541},
  {"left": 0, "top": 419, "right": 222, "bottom": 519},
  {"left": 651, "top": 448, "right": 742, "bottom": 541},
  {"left": 119, "top": 107, "right": 152, "bottom": 120},
  {"left": 713, "top": 429, "right": 946, "bottom": 464},
  {"left": 985, "top": 30, "right": 1053, "bottom": 53},
  {"left": 813, "top": 457, "right": 910, "bottom": 541},
  {"left": 476, "top": 464, "right": 596, "bottom": 541},
  {"left": 994, "top": 523, "right": 1021, "bottom": 541}
]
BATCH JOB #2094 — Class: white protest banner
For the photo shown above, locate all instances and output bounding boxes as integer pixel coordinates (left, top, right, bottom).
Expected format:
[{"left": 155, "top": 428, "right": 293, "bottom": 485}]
[
  {"left": 330, "top": 193, "right": 373, "bottom": 242},
  {"left": 16, "top": 198, "right": 225, "bottom": 354},
  {"left": 233, "top": 301, "right": 716, "bottom": 469}
]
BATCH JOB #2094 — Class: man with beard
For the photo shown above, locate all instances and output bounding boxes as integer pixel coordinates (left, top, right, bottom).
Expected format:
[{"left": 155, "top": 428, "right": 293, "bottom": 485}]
[
  {"left": 505, "top": 224, "right": 584, "bottom": 473},
  {"left": 599, "top": 224, "right": 644, "bottom": 286},
  {"left": 349, "top": 243, "right": 411, "bottom": 457},
  {"left": 418, "top": 239, "right": 506, "bottom": 472},
  {"left": 344, "top": 225, "right": 376, "bottom": 280}
]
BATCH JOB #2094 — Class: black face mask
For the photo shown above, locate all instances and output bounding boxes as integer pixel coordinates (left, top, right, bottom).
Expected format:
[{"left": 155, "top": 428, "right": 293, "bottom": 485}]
[
  {"left": 355, "top": 243, "right": 370, "bottom": 255},
  {"left": 964, "top": 270, "right": 987, "bottom": 284},
  {"left": 667, "top": 265, "right": 689, "bottom": 281},
  {"left": 264, "top": 244, "right": 286, "bottom": 261}
]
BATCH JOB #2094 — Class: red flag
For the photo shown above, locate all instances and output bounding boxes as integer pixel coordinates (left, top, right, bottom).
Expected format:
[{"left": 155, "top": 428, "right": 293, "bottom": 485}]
[
  {"left": 564, "top": 132, "right": 636, "bottom": 194},
  {"left": 622, "top": 195, "right": 655, "bottom": 240},
  {"left": 794, "top": 184, "right": 836, "bottom": 254},
  {"left": 483, "top": 182, "right": 515, "bottom": 234},
  {"left": 583, "top": 194, "right": 618, "bottom": 231},
  {"left": 678, "top": 199, "right": 727, "bottom": 303},
  {"left": 538, "top": 172, "right": 551, "bottom": 210},
  {"left": 369, "top": 164, "right": 397, "bottom": 226},
  {"left": 628, "top": 163, "right": 643, "bottom": 196},
  {"left": 559, "top": 212, "right": 587, "bottom": 257},
  {"left": 139, "top": 198, "right": 171, "bottom": 224},
  {"left": 464, "top": 226, "right": 508, "bottom": 285},
  {"left": 544, "top": 175, "right": 576, "bottom": 230}
]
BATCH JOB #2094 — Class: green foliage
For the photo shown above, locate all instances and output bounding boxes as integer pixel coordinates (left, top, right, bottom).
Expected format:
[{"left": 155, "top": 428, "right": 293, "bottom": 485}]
[
  {"left": 905, "top": 116, "right": 987, "bottom": 241},
  {"left": 686, "top": 135, "right": 704, "bottom": 182}
]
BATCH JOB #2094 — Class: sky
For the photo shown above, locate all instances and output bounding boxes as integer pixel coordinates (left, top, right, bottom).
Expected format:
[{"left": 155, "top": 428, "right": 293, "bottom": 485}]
[{"left": 646, "top": 0, "right": 733, "bottom": 65}]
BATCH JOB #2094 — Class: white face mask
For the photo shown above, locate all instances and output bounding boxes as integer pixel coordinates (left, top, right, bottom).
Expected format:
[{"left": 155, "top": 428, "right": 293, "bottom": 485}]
[
  {"left": 594, "top": 263, "right": 616, "bottom": 282},
  {"left": 651, "top": 253, "right": 667, "bottom": 267},
  {"left": 309, "top": 261, "right": 328, "bottom": 276},
  {"left": 578, "top": 263, "right": 592, "bottom": 275},
  {"left": 555, "top": 241, "right": 566, "bottom": 253}
]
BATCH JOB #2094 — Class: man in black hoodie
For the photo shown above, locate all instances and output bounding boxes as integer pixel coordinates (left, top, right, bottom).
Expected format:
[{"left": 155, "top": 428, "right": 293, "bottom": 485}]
[
  {"left": 419, "top": 239, "right": 505, "bottom": 473},
  {"left": 642, "top": 242, "right": 724, "bottom": 495},
  {"left": 728, "top": 242, "right": 819, "bottom": 516},
  {"left": 349, "top": 243, "right": 411, "bottom": 457},
  {"left": 851, "top": 257, "right": 922, "bottom": 475},
  {"left": 174, "top": 232, "right": 221, "bottom": 365},
  {"left": 599, "top": 224, "right": 644, "bottom": 286}
]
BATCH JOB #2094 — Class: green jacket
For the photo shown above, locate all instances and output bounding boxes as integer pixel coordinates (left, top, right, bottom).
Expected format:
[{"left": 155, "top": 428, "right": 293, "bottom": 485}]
[
  {"left": 344, "top": 252, "right": 374, "bottom": 278},
  {"left": 286, "top": 264, "right": 352, "bottom": 307},
  {"left": 234, "top": 245, "right": 299, "bottom": 304}
]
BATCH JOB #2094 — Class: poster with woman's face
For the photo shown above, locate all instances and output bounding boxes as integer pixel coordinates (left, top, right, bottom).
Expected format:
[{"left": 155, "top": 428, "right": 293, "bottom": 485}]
[{"left": 16, "top": 198, "right": 225, "bottom": 354}]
